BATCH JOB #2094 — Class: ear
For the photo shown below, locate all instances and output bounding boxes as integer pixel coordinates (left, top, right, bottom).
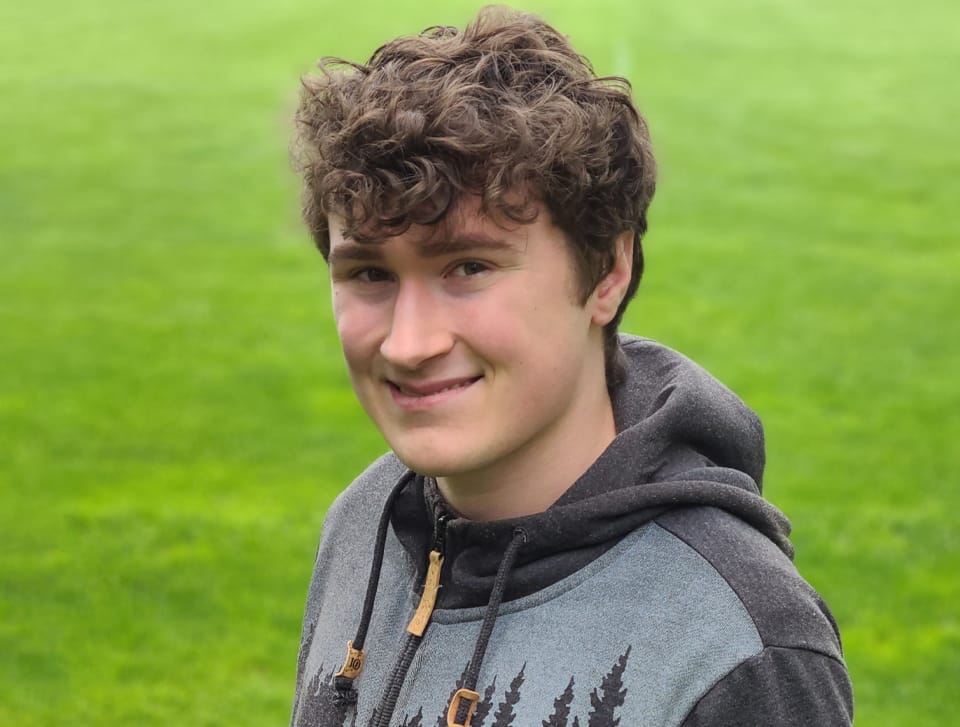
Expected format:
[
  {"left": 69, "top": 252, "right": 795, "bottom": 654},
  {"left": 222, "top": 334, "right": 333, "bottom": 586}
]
[{"left": 589, "top": 231, "right": 634, "bottom": 327}]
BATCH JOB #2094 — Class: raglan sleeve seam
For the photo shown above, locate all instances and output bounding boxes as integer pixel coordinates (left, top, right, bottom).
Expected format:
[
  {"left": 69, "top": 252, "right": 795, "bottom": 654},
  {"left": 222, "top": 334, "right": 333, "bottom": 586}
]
[
  {"left": 678, "top": 645, "right": 852, "bottom": 727},
  {"left": 652, "top": 517, "right": 768, "bottom": 648},
  {"left": 654, "top": 514, "right": 845, "bottom": 659}
]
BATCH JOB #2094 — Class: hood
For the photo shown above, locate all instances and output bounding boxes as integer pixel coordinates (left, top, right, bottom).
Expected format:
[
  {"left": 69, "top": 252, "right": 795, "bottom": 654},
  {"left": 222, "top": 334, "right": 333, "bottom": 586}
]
[{"left": 392, "top": 335, "right": 792, "bottom": 610}]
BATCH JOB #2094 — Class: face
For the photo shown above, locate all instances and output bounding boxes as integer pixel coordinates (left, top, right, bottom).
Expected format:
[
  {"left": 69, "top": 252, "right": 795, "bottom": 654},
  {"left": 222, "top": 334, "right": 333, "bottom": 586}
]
[{"left": 328, "top": 198, "right": 626, "bottom": 509}]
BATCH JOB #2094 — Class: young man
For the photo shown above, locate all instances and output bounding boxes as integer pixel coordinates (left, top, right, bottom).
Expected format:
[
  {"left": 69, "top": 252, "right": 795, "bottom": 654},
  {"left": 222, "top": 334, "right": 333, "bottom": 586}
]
[{"left": 290, "top": 7, "right": 853, "bottom": 726}]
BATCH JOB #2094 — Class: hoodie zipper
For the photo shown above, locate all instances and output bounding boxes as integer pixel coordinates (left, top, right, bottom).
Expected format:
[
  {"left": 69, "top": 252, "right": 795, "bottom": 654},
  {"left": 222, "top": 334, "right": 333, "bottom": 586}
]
[{"left": 369, "top": 513, "right": 449, "bottom": 727}]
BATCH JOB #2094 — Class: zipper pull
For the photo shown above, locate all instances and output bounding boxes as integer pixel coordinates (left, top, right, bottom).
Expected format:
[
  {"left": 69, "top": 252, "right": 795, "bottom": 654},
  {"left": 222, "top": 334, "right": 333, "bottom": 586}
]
[
  {"left": 432, "top": 512, "right": 450, "bottom": 555},
  {"left": 406, "top": 513, "right": 450, "bottom": 637}
]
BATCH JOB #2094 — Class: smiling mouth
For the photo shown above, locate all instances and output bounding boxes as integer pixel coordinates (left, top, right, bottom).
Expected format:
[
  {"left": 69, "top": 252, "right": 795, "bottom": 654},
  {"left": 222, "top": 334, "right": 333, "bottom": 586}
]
[{"left": 388, "top": 376, "right": 482, "bottom": 399}]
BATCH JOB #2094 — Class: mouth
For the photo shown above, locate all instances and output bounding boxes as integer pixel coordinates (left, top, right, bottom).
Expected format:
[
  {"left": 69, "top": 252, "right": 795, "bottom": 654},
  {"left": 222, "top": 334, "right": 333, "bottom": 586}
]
[{"left": 386, "top": 376, "right": 483, "bottom": 406}]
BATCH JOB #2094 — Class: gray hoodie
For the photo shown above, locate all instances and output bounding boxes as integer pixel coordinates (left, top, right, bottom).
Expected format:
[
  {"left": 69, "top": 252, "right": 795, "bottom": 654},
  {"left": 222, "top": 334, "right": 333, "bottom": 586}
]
[{"left": 291, "top": 336, "right": 853, "bottom": 727}]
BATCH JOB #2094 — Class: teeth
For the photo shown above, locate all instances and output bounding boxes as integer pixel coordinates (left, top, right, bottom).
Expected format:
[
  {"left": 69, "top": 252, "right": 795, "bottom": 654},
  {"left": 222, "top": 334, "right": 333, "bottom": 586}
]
[{"left": 397, "top": 380, "right": 472, "bottom": 397}]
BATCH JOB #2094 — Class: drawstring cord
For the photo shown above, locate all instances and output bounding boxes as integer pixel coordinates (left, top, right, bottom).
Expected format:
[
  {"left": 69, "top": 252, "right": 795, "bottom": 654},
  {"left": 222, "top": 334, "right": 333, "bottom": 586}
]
[
  {"left": 333, "top": 472, "right": 414, "bottom": 704},
  {"left": 332, "top": 473, "right": 527, "bottom": 727},
  {"left": 448, "top": 527, "right": 528, "bottom": 727}
]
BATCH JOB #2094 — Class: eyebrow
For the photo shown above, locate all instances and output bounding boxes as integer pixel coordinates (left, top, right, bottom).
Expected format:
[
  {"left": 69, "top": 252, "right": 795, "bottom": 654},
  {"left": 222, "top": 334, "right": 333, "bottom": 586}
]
[
  {"left": 327, "top": 242, "right": 386, "bottom": 264},
  {"left": 327, "top": 234, "right": 517, "bottom": 264}
]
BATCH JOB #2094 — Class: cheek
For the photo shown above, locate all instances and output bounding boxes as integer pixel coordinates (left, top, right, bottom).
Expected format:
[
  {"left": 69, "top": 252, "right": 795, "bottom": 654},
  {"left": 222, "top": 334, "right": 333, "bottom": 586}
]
[
  {"left": 460, "top": 291, "right": 571, "bottom": 363},
  {"left": 333, "top": 297, "right": 383, "bottom": 366},
  {"left": 456, "top": 303, "right": 522, "bottom": 360}
]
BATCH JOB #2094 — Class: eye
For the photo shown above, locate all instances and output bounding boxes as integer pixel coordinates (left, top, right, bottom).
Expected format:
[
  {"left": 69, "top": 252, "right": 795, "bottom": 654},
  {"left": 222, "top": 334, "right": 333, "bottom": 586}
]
[
  {"left": 450, "top": 261, "right": 490, "bottom": 277},
  {"left": 353, "top": 267, "right": 394, "bottom": 283}
]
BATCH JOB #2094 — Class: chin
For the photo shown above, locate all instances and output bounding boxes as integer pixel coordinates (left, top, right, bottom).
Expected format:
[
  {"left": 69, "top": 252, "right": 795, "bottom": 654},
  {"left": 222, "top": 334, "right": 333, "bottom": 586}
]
[
  {"left": 393, "top": 454, "right": 452, "bottom": 478},
  {"left": 390, "top": 443, "right": 467, "bottom": 479}
]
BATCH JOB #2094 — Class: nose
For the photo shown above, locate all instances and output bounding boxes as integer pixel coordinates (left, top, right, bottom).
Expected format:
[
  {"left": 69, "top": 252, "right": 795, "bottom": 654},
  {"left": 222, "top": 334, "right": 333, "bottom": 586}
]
[{"left": 380, "top": 279, "right": 454, "bottom": 369}]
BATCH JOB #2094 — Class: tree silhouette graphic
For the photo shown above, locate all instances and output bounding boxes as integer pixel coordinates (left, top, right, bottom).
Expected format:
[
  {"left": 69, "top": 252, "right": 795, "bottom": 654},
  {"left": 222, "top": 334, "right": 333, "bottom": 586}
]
[
  {"left": 435, "top": 662, "right": 471, "bottom": 727},
  {"left": 472, "top": 676, "right": 498, "bottom": 726},
  {"left": 586, "top": 646, "right": 631, "bottom": 727},
  {"left": 543, "top": 675, "right": 576, "bottom": 727},
  {"left": 400, "top": 706, "right": 424, "bottom": 727},
  {"left": 417, "top": 645, "right": 634, "bottom": 727},
  {"left": 294, "top": 664, "right": 352, "bottom": 727},
  {"left": 491, "top": 664, "right": 526, "bottom": 727}
]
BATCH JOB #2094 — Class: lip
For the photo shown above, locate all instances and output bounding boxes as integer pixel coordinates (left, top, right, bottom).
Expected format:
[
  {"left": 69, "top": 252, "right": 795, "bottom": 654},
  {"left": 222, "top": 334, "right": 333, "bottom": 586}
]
[{"left": 386, "top": 376, "right": 482, "bottom": 409}]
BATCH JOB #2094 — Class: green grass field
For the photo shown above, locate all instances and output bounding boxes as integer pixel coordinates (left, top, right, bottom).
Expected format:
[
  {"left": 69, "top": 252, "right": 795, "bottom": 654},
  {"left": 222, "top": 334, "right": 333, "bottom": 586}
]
[{"left": 2, "top": 0, "right": 957, "bottom": 724}]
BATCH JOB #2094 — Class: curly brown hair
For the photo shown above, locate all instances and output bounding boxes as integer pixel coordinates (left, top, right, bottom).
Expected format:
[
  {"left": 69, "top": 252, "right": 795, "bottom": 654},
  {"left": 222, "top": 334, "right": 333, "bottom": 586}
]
[{"left": 293, "top": 5, "right": 656, "bottom": 386}]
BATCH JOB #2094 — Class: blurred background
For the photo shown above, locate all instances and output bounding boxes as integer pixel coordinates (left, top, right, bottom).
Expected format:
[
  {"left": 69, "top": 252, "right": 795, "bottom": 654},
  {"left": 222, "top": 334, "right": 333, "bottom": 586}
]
[{"left": 1, "top": 0, "right": 957, "bottom": 724}]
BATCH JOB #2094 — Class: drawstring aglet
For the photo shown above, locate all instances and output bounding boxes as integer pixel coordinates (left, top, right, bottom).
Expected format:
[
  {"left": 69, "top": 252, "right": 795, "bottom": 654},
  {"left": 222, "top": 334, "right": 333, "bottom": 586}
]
[
  {"left": 332, "top": 640, "right": 365, "bottom": 704},
  {"left": 334, "top": 639, "right": 365, "bottom": 679},
  {"left": 446, "top": 687, "right": 480, "bottom": 727}
]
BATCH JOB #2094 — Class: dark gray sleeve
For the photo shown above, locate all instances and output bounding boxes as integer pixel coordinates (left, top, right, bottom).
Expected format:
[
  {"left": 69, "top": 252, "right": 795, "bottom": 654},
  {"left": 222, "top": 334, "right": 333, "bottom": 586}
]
[{"left": 680, "top": 646, "right": 853, "bottom": 727}]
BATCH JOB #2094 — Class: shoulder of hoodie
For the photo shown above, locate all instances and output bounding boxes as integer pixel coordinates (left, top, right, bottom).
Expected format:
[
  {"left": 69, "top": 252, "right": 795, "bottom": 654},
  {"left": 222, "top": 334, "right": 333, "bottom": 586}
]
[
  {"left": 653, "top": 505, "right": 845, "bottom": 664},
  {"left": 656, "top": 509, "right": 854, "bottom": 725},
  {"left": 319, "top": 452, "right": 408, "bottom": 540}
]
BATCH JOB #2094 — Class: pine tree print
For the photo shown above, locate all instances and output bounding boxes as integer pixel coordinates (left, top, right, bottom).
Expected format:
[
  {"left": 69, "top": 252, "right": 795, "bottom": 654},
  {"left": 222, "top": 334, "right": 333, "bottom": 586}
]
[
  {"left": 296, "top": 627, "right": 317, "bottom": 683},
  {"left": 435, "top": 662, "right": 471, "bottom": 727},
  {"left": 400, "top": 707, "right": 424, "bottom": 727},
  {"left": 586, "top": 646, "right": 631, "bottom": 727},
  {"left": 472, "top": 677, "right": 498, "bottom": 727},
  {"left": 491, "top": 664, "right": 526, "bottom": 727},
  {"left": 542, "top": 676, "right": 576, "bottom": 727},
  {"left": 296, "top": 665, "right": 331, "bottom": 727},
  {"left": 294, "top": 664, "right": 351, "bottom": 727},
  {"left": 294, "top": 666, "right": 323, "bottom": 727}
]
